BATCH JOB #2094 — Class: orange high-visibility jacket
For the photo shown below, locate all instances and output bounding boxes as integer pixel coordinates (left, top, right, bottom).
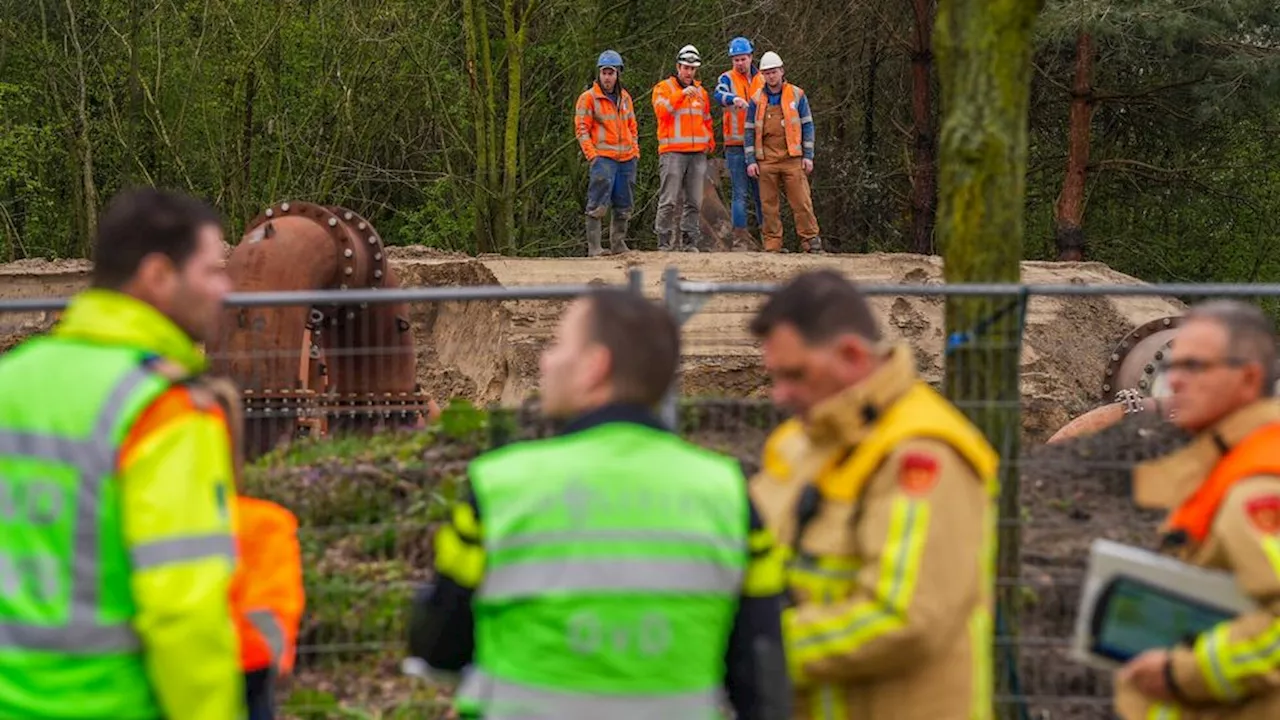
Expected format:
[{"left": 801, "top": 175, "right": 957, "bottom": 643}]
[
  {"left": 651, "top": 76, "right": 715, "bottom": 154},
  {"left": 230, "top": 496, "right": 305, "bottom": 676}
]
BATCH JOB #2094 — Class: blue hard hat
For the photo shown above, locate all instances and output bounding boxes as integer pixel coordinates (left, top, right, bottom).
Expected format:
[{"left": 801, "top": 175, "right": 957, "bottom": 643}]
[
  {"left": 597, "top": 50, "right": 624, "bottom": 71},
  {"left": 728, "top": 37, "right": 753, "bottom": 57}
]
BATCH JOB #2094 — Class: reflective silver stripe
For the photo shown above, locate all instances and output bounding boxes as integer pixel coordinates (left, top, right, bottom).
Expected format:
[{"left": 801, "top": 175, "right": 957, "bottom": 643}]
[
  {"left": 457, "top": 668, "right": 720, "bottom": 720},
  {"left": 130, "top": 533, "right": 235, "bottom": 570},
  {"left": 489, "top": 529, "right": 743, "bottom": 554},
  {"left": 0, "top": 364, "right": 156, "bottom": 652},
  {"left": 0, "top": 621, "right": 140, "bottom": 652},
  {"left": 245, "top": 608, "right": 287, "bottom": 671},
  {"left": 480, "top": 559, "right": 743, "bottom": 599}
]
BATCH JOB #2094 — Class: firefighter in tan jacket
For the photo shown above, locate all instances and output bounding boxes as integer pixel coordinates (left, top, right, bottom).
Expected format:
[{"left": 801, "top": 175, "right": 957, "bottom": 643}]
[
  {"left": 1115, "top": 300, "right": 1280, "bottom": 720},
  {"left": 746, "top": 269, "right": 999, "bottom": 720}
]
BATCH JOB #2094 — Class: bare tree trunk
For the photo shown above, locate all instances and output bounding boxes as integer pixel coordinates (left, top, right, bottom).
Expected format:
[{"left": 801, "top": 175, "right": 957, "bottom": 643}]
[
  {"left": 65, "top": 0, "right": 98, "bottom": 257},
  {"left": 909, "top": 0, "right": 937, "bottom": 255},
  {"left": 1054, "top": 32, "right": 1095, "bottom": 262},
  {"left": 461, "top": 0, "right": 496, "bottom": 253}
]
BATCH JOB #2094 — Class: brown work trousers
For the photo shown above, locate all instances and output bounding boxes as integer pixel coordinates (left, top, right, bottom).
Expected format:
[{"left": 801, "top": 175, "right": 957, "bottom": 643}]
[{"left": 758, "top": 157, "right": 819, "bottom": 252}]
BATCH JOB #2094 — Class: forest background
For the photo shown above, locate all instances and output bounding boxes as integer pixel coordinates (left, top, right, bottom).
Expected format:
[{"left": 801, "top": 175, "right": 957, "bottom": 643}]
[{"left": 3, "top": 0, "right": 1280, "bottom": 283}]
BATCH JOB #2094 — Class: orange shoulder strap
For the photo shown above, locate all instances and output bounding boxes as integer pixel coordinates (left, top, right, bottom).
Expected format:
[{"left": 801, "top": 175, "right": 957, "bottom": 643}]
[{"left": 1167, "top": 422, "right": 1280, "bottom": 543}]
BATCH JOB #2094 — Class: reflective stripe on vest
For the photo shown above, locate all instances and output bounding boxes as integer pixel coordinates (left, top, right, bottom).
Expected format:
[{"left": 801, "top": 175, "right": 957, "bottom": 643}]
[
  {"left": 0, "top": 364, "right": 234, "bottom": 652},
  {"left": 656, "top": 79, "right": 711, "bottom": 152},
  {"left": 461, "top": 423, "right": 747, "bottom": 715},
  {"left": 722, "top": 70, "right": 762, "bottom": 145},
  {"left": 457, "top": 667, "right": 721, "bottom": 720},
  {"left": 575, "top": 85, "right": 637, "bottom": 161},
  {"left": 245, "top": 608, "right": 287, "bottom": 669},
  {"left": 747, "top": 83, "right": 806, "bottom": 160}
]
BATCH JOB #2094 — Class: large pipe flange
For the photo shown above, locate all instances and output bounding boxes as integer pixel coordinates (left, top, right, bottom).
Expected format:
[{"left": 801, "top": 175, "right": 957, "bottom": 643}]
[
  {"left": 327, "top": 206, "right": 387, "bottom": 290},
  {"left": 1101, "top": 315, "right": 1182, "bottom": 401}
]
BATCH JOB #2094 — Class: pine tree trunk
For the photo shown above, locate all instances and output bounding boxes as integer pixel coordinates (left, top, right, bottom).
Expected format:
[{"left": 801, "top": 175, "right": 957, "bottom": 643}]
[
  {"left": 934, "top": 0, "right": 1044, "bottom": 717},
  {"left": 909, "top": 0, "right": 937, "bottom": 255},
  {"left": 1054, "top": 32, "right": 1095, "bottom": 262}
]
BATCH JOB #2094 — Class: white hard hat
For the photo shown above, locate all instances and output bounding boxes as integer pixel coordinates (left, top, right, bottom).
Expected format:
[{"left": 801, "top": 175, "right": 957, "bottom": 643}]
[
  {"left": 759, "top": 51, "right": 783, "bottom": 71},
  {"left": 676, "top": 45, "right": 702, "bottom": 67}
]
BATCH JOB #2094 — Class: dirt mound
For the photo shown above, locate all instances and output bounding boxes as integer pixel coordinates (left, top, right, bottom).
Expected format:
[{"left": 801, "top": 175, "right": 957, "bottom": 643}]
[{"left": 0, "top": 250, "right": 1184, "bottom": 441}]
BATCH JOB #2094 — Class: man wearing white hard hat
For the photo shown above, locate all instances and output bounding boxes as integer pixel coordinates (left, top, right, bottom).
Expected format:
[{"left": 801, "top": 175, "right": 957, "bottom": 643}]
[
  {"left": 651, "top": 45, "right": 716, "bottom": 252},
  {"left": 745, "top": 51, "right": 822, "bottom": 253}
]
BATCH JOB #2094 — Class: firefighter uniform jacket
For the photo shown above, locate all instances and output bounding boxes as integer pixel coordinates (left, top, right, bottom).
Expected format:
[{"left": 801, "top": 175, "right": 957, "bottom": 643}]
[
  {"left": 1118, "top": 399, "right": 1280, "bottom": 720},
  {"left": 749, "top": 345, "right": 1000, "bottom": 720}
]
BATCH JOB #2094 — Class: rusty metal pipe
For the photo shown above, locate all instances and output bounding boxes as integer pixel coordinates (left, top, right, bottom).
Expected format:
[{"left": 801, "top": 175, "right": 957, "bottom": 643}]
[{"left": 207, "top": 201, "right": 427, "bottom": 458}]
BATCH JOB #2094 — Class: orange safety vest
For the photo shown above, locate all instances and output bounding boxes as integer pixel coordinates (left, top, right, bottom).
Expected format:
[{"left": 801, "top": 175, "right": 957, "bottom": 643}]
[
  {"left": 652, "top": 77, "right": 714, "bottom": 154},
  {"left": 751, "top": 83, "right": 805, "bottom": 160},
  {"left": 230, "top": 496, "right": 305, "bottom": 676},
  {"left": 1166, "top": 422, "right": 1280, "bottom": 543},
  {"left": 722, "top": 69, "right": 763, "bottom": 146},
  {"left": 574, "top": 82, "right": 639, "bottom": 162}
]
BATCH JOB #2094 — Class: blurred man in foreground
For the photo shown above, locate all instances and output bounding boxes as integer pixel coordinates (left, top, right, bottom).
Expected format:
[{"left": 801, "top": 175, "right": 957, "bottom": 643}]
[
  {"left": 409, "top": 288, "right": 791, "bottom": 719},
  {"left": 1117, "top": 299, "right": 1280, "bottom": 719},
  {"left": 748, "top": 269, "right": 999, "bottom": 719},
  {"left": 0, "top": 187, "right": 243, "bottom": 719}
]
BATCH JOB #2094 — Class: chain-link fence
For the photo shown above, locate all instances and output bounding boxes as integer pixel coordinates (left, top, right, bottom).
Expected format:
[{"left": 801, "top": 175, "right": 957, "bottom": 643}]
[{"left": 5, "top": 275, "right": 1278, "bottom": 719}]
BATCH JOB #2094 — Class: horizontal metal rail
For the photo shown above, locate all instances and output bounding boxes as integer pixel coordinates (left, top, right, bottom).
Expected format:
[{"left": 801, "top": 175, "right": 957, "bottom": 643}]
[{"left": 8, "top": 266, "right": 1280, "bottom": 313}]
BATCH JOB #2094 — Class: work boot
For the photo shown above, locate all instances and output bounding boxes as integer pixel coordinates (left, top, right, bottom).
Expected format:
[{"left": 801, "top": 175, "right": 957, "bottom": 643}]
[
  {"left": 731, "top": 228, "right": 757, "bottom": 252},
  {"left": 586, "top": 217, "right": 605, "bottom": 257},
  {"left": 680, "top": 233, "right": 702, "bottom": 252},
  {"left": 803, "top": 236, "right": 825, "bottom": 254},
  {"left": 609, "top": 215, "right": 631, "bottom": 254},
  {"left": 657, "top": 232, "right": 674, "bottom": 251}
]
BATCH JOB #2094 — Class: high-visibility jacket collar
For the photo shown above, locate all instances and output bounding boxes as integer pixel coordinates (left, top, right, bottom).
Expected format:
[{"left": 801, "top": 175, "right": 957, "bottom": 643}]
[
  {"left": 560, "top": 402, "right": 667, "bottom": 436},
  {"left": 1133, "top": 399, "right": 1280, "bottom": 511},
  {"left": 590, "top": 80, "right": 621, "bottom": 104},
  {"left": 53, "top": 289, "right": 207, "bottom": 375},
  {"left": 805, "top": 344, "right": 916, "bottom": 448},
  {"left": 1132, "top": 398, "right": 1280, "bottom": 530}
]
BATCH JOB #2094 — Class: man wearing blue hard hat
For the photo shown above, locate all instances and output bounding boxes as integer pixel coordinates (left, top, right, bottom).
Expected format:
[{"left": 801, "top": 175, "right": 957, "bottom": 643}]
[
  {"left": 574, "top": 49, "right": 640, "bottom": 256},
  {"left": 714, "top": 36, "right": 765, "bottom": 252}
]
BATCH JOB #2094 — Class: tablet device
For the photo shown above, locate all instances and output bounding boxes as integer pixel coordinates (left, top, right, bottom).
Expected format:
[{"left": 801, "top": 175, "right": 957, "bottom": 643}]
[
  {"left": 1070, "top": 539, "right": 1256, "bottom": 671},
  {"left": 1087, "top": 575, "right": 1236, "bottom": 665}
]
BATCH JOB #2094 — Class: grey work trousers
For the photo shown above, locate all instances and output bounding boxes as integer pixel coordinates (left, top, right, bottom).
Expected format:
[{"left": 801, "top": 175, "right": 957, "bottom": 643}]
[{"left": 653, "top": 151, "right": 707, "bottom": 245}]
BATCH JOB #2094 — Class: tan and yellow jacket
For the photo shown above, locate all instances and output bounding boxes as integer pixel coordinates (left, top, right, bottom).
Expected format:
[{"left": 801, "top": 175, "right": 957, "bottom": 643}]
[
  {"left": 750, "top": 346, "right": 1000, "bottom": 720},
  {"left": 1117, "top": 400, "right": 1280, "bottom": 720}
]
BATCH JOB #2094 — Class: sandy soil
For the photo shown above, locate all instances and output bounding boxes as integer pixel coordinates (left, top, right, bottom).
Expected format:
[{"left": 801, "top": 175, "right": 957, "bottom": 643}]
[{"left": 0, "top": 249, "right": 1183, "bottom": 445}]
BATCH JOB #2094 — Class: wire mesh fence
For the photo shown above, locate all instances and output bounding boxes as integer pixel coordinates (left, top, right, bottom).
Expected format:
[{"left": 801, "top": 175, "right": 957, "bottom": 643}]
[{"left": 3, "top": 274, "right": 1274, "bottom": 719}]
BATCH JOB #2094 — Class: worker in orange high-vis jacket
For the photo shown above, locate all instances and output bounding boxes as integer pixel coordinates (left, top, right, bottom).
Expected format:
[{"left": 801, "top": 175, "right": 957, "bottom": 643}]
[
  {"left": 202, "top": 375, "right": 307, "bottom": 720},
  {"left": 575, "top": 49, "right": 639, "bottom": 258},
  {"left": 745, "top": 51, "right": 821, "bottom": 254},
  {"left": 231, "top": 497, "right": 305, "bottom": 720},
  {"left": 652, "top": 44, "right": 715, "bottom": 252},
  {"left": 1116, "top": 300, "right": 1280, "bottom": 720},
  {"left": 714, "top": 36, "right": 765, "bottom": 251}
]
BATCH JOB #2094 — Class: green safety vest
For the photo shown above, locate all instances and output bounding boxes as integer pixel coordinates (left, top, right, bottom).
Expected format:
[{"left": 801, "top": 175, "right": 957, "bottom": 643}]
[
  {"left": 0, "top": 335, "right": 176, "bottom": 718},
  {"left": 455, "top": 420, "right": 749, "bottom": 720}
]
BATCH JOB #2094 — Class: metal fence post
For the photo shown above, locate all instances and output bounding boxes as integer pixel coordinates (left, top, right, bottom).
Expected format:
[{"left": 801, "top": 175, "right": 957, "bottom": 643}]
[
  {"left": 660, "top": 265, "right": 682, "bottom": 432},
  {"left": 627, "top": 267, "right": 643, "bottom": 295}
]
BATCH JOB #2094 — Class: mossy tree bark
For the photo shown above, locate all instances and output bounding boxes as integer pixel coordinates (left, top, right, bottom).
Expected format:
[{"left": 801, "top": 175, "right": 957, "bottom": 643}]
[{"left": 933, "top": 0, "right": 1044, "bottom": 716}]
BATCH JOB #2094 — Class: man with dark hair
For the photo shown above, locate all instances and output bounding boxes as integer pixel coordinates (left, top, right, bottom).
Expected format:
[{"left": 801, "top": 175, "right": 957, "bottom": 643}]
[
  {"left": 1115, "top": 299, "right": 1280, "bottom": 719},
  {"left": 747, "top": 269, "right": 1000, "bottom": 719},
  {"left": 0, "top": 187, "right": 243, "bottom": 719},
  {"left": 409, "top": 288, "right": 792, "bottom": 720}
]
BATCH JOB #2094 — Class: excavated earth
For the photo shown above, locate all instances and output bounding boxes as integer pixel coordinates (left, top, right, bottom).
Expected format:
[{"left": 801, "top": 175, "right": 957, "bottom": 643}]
[
  {"left": 0, "top": 248, "right": 1183, "bottom": 443},
  {"left": 0, "top": 249, "right": 1189, "bottom": 718}
]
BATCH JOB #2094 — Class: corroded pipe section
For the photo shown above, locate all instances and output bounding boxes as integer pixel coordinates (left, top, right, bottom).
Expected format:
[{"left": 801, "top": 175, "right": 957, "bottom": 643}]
[
  {"left": 207, "top": 201, "right": 422, "bottom": 458},
  {"left": 1047, "top": 316, "right": 1184, "bottom": 445},
  {"left": 1101, "top": 316, "right": 1182, "bottom": 401},
  {"left": 1046, "top": 392, "right": 1170, "bottom": 444}
]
